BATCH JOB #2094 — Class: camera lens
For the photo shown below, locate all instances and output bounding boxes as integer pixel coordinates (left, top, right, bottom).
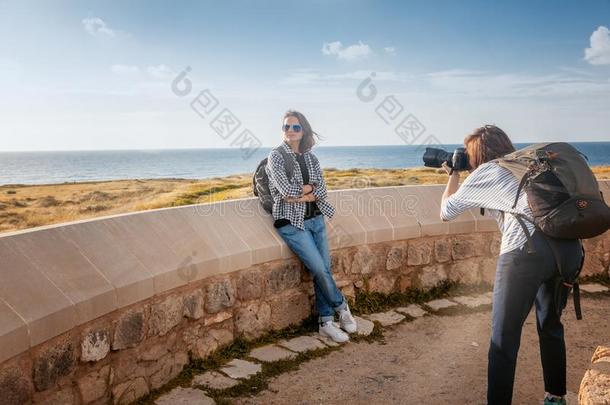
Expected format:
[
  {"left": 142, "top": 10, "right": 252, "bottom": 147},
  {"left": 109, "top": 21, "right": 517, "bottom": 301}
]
[{"left": 423, "top": 148, "right": 452, "bottom": 168}]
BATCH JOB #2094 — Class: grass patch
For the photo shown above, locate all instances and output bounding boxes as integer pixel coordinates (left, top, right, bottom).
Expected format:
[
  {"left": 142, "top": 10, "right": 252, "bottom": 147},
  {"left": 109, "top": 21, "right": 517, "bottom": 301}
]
[
  {"left": 349, "top": 280, "right": 492, "bottom": 315},
  {"left": 171, "top": 183, "right": 247, "bottom": 206},
  {"left": 580, "top": 273, "right": 610, "bottom": 287},
  {"left": 350, "top": 321, "right": 385, "bottom": 344},
  {"left": 425, "top": 303, "right": 493, "bottom": 317},
  {"left": 205, "top": 346, "right": 341, "bottom": 402},
  {"left": 130, "top": 315, "right": 321, "bottom": 405},
  {"left": 129, "top": 280, "right": 500, "bottom": 405}
]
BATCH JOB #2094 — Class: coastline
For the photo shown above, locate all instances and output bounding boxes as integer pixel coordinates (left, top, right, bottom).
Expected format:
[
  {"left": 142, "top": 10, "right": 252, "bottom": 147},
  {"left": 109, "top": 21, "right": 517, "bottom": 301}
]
[{"left": 1, "top": 165, "right": 609, "bottom": 234}]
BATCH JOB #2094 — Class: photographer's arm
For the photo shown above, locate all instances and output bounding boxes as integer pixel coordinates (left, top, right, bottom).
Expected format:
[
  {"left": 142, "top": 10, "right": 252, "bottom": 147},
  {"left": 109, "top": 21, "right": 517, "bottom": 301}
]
[
  {"left": 439, "top": 162, "right": 499, "bottom": 222},
  {"left": 441, "top": 162, "right": 461, "bottom": 202}
]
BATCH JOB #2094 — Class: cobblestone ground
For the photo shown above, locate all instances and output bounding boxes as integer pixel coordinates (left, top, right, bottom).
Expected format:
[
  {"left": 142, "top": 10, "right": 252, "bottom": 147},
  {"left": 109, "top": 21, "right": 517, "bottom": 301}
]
[{"left": 229, "top": 293, "right": 609, "bottom": 405}]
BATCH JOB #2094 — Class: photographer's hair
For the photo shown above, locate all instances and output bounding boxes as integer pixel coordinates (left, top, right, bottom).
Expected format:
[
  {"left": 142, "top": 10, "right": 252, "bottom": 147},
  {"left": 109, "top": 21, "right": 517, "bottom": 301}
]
[
  {"left": 283, "top": 110, "right": 321, "bottom": 153},
  {"left": 464, "top": 125, "right": 516, "bottom": 170}
]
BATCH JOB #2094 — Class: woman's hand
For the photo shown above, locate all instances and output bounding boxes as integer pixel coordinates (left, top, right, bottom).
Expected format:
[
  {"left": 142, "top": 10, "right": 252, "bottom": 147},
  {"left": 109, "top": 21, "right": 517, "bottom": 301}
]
[
  {"left": 303, "top": 184, "right": 314, "bottom": 194},
  {"left": 441, "top": 161, "right": 453, "bottom": 175},
  {"left": 283, "top": 193, "right": 317, "bottom": 203}
]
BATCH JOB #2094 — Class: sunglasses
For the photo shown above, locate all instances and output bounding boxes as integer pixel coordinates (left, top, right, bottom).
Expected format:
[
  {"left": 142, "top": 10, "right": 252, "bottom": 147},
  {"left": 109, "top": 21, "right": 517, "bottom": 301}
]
[{"left": 282, "top": 124, "right": 302, "bottom": 133}]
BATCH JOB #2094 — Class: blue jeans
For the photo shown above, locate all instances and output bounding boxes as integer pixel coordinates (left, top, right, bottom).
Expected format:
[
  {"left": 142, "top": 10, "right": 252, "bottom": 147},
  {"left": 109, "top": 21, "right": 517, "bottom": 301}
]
[
  {"left": 276, "top": 215, "right": 347, "bottom": 323},
  {"left": 488, "top": 230, "right": 583, "bottom": 405}
]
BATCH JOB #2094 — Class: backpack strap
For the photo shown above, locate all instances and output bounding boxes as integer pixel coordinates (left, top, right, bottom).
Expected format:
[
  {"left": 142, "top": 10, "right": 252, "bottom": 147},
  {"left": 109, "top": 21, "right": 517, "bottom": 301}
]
[
  {"left": 273, "top": 145, "right": 295, "bottom": 180},
  {"left": 513, "top": 213, "right": 536, "bottom": 254},
  {"left": 542, "top": 236, "right": 585, "bottom": 320},
  {"left": 512, "top": 172, "right": 529, "bottom": 209}
]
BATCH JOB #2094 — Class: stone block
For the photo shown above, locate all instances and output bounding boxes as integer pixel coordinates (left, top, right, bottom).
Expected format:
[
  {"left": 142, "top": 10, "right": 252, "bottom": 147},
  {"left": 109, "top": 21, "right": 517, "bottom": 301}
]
[
  {"left": 479, "top": 257, "right": 498, "bottom": 285},
  {"left": 155, "top": 387, "right": 215, "bottom": 405},
  {"left": 77, "top": 364, "right": 111, "bottom": 404},
  {"left": 451, "top": 295, "right": 492, "bottom": 308},
  {"left": 149, "top": 294, "right": 184, "bottom": 337},
  {"left": 352, "top": 245, "right": 384, "bottom": 274},
  {"left": 236, "top": 268, "right": 264, "bottom": 301},
  {"left": 220, "top": 359, "right": 262, "bottom": 379},
  {"left": 235, "top": 302, "right": 271, "bottom": 339},
  {"left": 33, "top": 338, "right": 76, "bottom": 391},
  {"left": 113, "top": 307, "right": 147, "bottom": 350},
  {"left": 366, "top": 273, "right": 397, "bottom": 294},
  {"left": 183, "top": 290, "right": 205, "bottom": 320},
  {"left": 426, "top": 299, "right": 459, "bottom": 311},
  {"left": 205, "top": 278, "right": 235, "bottom": 314},
  {"left": 365, "top": 310, "right": 405, "bottom": 326},
  {"left": 112, "top": 377, "right": 149, "bottom": 405},
  {"left": 451, "top": 237, "right": 479, "bottom": 260},
  {"left": 193, "top": 371, "right": 239, "bottom": 390},
  {"left": 489, "top": 235, "right": 501, "bottom": 256},
  {"left": 278, "top": 336, "right": 326, "bottom": 353},
  {"left": 81, "top": 328, "right": 110, "bottom": 362},
  {"left": 354, "top": 316, "right": 374, "bottom": 336},
  {"left": 408, "top": 240, "right": 432, "bottom": 266},
  {"left": 580, "top": 284, "right": 609, "bottom": 293},
  {"left": 192, "top": 327, "right": 234, "bottom": 360},
  {"left": 395, "top": 305, "right": 427, "bottom": 318},
  {"left": 386, "top": 243, "right": 407, "bottom": 270},
  {"left": 434, "top": 238, "right": 452, "bottom": 263},
  {"left": 449, "top": 258, "right": 483, "bottom": 285},
  {"left": 331, "top": 249, "right": 355, "bottom": 276},
  {"left": 203, "top": 310, "right": 233, "bottom": 326},
  {"left": 35, "top": 386, "right": 75, "bottom": 405},
  {"left": 147, "top": 351, "right": 184, "bottom": 390},
  {"left": 269, "top": 291, "right": 311, "bottom": 330},
  {"left": 112, "top": 351, "right": 145, "bottom": 383},
  {"left": 265, "top": 260, "right": 301, "bottom": 293},
  {"left": 316, "top": 334, "right": 340, "bottom": 347},
  {"left": 414, "top": 264, "right": 448, "bottom": 289},
  {"left": 0, "top": 365, "right": 32, "bottom": 405},
  {"left": 249, "top": 345, "right": 297, "bottom": 362}
]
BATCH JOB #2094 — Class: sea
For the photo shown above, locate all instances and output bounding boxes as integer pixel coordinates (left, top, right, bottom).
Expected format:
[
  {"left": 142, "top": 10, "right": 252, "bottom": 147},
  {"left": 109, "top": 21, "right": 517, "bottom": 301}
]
[{"left": 0, "top": 142, "right": 608, "bottom": 186}]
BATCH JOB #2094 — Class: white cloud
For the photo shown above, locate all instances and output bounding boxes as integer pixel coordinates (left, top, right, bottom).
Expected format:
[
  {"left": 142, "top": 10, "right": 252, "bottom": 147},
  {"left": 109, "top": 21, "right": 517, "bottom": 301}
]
[
  {"left": 585, "top": 26, "right": 610, "bottom": 65},
  {"left": 82, "top": 17, "right": 116, "bottom": 38},
  {"left": 280, "top": 69, "right": 411, "bottom": 85},
  {"left": 423, "top": 69, "right": 610, "bottom": 98},
  {"left": 146, "top": 64, "right": 175, "bottom": 80},
  {"left": 322, "top": 41, "right": 371, "bottom": 61},
  {"left": 280, "top": 67, "right": 610, "bottom": 100},
  {"left": 384, "top": 46, "right": 397, "bottom": 56},
  {"left": 110, "top": 64, "right": 140, "bottom": 75}
]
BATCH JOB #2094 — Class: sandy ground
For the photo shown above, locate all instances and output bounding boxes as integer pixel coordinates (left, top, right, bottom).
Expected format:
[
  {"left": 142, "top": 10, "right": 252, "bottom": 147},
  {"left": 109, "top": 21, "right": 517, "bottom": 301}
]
[{"left": 233, "top": 293, "right": 610, "bottom": 405}]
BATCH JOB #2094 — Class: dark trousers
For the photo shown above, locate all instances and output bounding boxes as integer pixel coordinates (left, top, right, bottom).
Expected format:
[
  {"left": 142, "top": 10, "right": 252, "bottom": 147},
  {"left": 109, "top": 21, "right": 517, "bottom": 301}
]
[{"left": 487, "top": 230, "right": 583, "bottom": 405}]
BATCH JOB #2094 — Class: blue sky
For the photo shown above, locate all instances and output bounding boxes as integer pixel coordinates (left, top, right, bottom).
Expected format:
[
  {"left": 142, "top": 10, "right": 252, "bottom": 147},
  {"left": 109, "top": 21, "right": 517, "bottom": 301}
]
[{"left": 1, "top": 0, "right": 609, "bottom": 151}]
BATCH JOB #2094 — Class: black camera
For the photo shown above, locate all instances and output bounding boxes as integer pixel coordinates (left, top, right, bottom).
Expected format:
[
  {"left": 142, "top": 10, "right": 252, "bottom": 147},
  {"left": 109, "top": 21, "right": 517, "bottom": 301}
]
[{"left": 423, "top": 147, "right": 470, "bottom": 172}]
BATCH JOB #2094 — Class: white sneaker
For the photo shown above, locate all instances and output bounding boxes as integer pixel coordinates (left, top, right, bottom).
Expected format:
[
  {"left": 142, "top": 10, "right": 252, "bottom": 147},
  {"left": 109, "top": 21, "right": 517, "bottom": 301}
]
[
  {"left": 319, "top": 321, "right": 349, "bottom": 343},
  {"left": 338, "top": 304, "right": 358, "bottom": 334}
]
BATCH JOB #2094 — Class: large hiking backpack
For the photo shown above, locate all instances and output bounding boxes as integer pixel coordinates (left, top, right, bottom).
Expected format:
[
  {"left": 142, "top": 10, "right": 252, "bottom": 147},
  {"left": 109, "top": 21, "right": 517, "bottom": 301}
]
[
  {"left": 252, "top": 146, "right": 294, "bottom": 214},
  {"left": 487, "top": 142, "right": 610, "bottom": 320}
]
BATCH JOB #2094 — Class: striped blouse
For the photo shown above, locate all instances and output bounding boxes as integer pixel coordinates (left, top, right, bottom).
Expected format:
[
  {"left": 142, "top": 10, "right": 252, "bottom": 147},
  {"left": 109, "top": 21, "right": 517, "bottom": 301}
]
[{"left": 440, "top": 161, "right": 536, "bottom": 255}]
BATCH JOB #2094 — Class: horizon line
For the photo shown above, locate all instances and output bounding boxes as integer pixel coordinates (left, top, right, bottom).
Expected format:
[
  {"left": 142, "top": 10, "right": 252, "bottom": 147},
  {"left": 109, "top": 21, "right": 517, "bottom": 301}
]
[{"left": 1, "top": 140, "right": 609, "bottom": 153}]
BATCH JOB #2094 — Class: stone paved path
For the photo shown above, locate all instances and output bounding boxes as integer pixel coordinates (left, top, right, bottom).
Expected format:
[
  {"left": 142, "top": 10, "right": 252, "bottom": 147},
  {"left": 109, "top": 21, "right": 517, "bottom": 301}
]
[{"left": 154, "top": 285, "right": 610, "bottom": 405}]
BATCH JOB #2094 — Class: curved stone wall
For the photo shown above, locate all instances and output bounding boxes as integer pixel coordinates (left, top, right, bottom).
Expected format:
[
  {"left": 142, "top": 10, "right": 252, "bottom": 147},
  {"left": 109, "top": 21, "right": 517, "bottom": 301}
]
[
  {"left": 579, "top": 346, "right": 610, "bottom": 404},
  {"left": 0, "top": 182, "right": 608, "bottom": 404}
]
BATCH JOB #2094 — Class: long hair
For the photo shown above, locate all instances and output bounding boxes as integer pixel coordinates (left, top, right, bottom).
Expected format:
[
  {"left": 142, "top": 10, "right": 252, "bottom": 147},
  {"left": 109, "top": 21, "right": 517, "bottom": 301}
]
[
  {"left": 464, "top": 125, "right": 516, "bottom": 170},
  {"left": 283, "top": 110, "right": 321, "bottom": 153}
]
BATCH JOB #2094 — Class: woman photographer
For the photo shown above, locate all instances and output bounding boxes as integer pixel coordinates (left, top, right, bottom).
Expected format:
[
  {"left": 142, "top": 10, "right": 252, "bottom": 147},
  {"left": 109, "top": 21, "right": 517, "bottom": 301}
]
[
  {"left": 439, "top": 125, "right": 583, "bottom": 405},
  {"left": 265, "top": 110, "right": 357, "bottom": 343}
]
